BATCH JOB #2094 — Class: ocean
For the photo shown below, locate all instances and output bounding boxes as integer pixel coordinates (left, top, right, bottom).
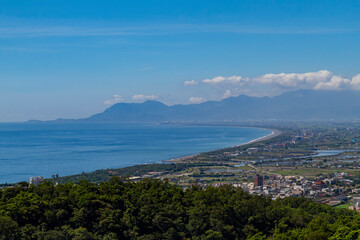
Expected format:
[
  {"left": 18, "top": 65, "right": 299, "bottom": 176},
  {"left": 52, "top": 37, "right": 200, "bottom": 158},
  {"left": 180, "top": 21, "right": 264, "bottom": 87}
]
[{"left": 0, "top": 123, "right": 271, "bottom": 183}]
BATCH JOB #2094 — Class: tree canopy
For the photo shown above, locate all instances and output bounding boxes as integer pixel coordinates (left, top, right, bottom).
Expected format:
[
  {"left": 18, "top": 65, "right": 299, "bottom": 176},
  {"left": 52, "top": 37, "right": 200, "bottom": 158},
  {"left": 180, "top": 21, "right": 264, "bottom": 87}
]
[{"left": 0, "top": 178, "right": 359, "bottom": 239}]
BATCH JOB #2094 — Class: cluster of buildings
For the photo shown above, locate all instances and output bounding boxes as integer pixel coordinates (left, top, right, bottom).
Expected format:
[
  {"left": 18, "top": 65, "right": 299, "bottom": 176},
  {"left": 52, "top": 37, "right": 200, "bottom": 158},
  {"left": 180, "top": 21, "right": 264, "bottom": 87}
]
[
  {"left": 349, "top": 196, "right": 360, "bottom": 211},
  {"left": 230, "top": 173, "right": 353, "bottom": 202},
  {"left": 29, "top": 176, "right": 44, "bottom": 185}
]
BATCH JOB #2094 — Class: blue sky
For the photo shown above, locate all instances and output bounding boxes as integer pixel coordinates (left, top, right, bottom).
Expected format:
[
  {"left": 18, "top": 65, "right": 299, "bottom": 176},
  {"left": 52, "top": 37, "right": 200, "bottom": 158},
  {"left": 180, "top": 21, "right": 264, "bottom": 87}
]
[{"left": 0, "top": 0, "right": 359, "bottom": 121}]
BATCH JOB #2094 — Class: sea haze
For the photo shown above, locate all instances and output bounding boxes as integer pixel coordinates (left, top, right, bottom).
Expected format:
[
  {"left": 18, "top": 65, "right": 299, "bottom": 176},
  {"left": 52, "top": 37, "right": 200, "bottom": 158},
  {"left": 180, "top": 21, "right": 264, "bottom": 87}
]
[{"left": 0, "top": 123, "right": 271, "bottom": 183}]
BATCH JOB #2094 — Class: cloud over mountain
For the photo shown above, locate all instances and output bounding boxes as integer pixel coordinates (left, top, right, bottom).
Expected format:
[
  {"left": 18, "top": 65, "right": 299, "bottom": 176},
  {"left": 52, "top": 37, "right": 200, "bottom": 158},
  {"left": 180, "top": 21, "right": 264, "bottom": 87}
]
[
  {"left": 132, "top": 94, "right": 159, "bottom": 101},
  {"left": 186, "top": 70, "right": 360, "bottom": 100},
  {"left": 189, "top": 97, "right": 206, "bottom": 104},
  {"left": 106, "top": 71, "right": 360, "bottom": 108},
  {"left": 254, "top": 70, "right": 332, "bottom": 88},
  {"left": 202, "top": 76, "right": 245, "bottom": 85},
  {"left": 82, "top": 90, "right": 360, "bottom": 123},
  {"left": 222, "top": 90, "right": 233, "bottom": 99},
  {"left": 104, "top": 94, "right": 124, "bottom": 105}
]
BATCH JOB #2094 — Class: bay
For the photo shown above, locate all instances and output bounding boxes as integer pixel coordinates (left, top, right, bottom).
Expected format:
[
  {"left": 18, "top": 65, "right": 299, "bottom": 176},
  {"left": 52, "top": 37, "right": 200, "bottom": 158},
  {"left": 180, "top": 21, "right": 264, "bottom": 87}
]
[{"left": 0, "top": 123, "right": 271, "bottom": 183}]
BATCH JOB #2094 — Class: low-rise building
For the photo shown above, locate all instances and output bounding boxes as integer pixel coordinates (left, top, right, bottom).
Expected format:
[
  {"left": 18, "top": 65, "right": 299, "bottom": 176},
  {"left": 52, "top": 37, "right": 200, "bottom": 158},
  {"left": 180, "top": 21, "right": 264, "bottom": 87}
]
[{"left": 29, "top": 176, "right": 44, "bottom": 186}]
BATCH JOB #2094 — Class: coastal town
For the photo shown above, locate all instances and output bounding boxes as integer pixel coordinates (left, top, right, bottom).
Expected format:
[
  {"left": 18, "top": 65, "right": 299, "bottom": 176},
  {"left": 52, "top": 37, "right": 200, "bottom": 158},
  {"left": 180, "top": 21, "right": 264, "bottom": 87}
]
[{"left": 118, "top": 122, "right": 360, "bottom": 211}]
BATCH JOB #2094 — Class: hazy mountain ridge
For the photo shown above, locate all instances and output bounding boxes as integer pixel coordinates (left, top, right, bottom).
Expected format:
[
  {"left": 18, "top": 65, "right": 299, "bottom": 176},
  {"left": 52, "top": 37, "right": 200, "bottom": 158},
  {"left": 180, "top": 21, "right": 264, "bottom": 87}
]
[{"left": 44, "top": 90, "right": 360, "bottom": 123}]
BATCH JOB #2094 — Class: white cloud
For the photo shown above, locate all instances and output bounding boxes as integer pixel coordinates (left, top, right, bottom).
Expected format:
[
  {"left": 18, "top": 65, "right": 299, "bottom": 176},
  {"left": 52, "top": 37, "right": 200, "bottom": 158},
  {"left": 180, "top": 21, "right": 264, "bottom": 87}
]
[
  {"left": 314, "top": 75, "right": 351, "bottom": 90},
  {"left": 254, "top": 70, "right": 332, "bottom": 87},
  {"left": 104, "top": 94, "right": 124, "bottom": 105},
  {"left": 256, "top": 70, "right": 356, "bottom": 91},
  {"left": 189, "top": 97, "right": 206, "bottom": 104},
  {"left": 132, "top": 94, "right": 159, "bottom": 101},
  {"left": 196, "top": 70, "right": 360, "bottom": 98},
  {"left": 184, "top": 80, "right": 198, "bottom": 86},
  {"left": 202, "top": 75, "right": 245, "bottom": 85},
  {"left": 222, "top": 90, "right": 233, "bottom": 99},
  {"left": 351, "top": 74, "right": 360, "bottom": 90}
]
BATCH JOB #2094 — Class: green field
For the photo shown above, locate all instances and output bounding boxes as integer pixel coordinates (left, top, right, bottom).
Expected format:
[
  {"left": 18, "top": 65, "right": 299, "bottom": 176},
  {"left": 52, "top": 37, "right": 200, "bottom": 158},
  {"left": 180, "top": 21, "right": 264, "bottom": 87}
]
[{"left": 335, "top": 203, "right": 351, "bottom": 209}]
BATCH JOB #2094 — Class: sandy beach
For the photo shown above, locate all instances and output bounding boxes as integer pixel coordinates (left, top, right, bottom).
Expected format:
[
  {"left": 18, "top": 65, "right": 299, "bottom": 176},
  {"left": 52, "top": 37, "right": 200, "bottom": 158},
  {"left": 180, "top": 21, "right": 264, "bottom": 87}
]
[{"left": 236, "top": 128, "right": 281, "bottom": 146}]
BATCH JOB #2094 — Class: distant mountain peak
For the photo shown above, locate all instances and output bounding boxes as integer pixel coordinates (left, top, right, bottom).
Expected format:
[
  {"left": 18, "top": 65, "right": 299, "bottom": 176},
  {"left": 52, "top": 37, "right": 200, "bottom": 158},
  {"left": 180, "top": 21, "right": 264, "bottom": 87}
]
[{"left": 48, "top": 89, "right": 360, "bottom": 123}]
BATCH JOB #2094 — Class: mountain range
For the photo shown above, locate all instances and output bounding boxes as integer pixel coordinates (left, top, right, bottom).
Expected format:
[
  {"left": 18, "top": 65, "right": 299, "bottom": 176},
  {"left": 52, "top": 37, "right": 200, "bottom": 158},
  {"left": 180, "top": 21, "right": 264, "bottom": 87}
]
[{"left": 36, "top": 90, "right": 360, "bottom": 123}]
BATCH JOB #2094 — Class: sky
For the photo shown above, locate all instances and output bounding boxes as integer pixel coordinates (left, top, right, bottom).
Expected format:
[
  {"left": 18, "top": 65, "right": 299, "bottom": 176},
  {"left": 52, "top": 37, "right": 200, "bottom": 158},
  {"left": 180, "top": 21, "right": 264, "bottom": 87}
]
[{"left": 0, "top": 0, "right": 359, "bottom": 121}]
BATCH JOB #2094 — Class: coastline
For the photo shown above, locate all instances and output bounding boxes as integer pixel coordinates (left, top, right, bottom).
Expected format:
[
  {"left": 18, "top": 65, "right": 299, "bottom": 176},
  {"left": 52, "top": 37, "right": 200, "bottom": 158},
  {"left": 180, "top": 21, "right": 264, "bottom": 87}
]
[
  {"left": 166, "top": 128, "right": 281, "bottom": 163},
  {"left": 237, "top": 129, "right": 281, "bottom": 146},
  {"left": 1, "top": 126, "right": 280, "bottom": 185}
]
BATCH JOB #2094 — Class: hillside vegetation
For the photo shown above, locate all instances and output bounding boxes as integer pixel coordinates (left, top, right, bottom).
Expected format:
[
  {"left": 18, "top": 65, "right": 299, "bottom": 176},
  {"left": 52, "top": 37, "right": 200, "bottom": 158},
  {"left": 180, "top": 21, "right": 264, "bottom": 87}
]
[{"left": 1, "top": 178, "right": 360, "bottom": 239}]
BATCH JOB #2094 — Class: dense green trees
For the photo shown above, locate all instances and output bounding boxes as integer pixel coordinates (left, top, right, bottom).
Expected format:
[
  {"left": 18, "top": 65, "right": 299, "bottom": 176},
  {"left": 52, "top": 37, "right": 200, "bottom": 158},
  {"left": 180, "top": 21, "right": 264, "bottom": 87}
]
[{"left": 0, "top": 178, "right": 359, "bottom": 239}]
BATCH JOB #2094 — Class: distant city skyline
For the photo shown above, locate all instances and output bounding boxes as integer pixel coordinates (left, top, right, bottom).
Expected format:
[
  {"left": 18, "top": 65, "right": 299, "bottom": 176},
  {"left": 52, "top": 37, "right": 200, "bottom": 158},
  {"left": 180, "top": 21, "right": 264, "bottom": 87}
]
[{"left": 0, "top": 0, "right": 359, "bottom": 121}]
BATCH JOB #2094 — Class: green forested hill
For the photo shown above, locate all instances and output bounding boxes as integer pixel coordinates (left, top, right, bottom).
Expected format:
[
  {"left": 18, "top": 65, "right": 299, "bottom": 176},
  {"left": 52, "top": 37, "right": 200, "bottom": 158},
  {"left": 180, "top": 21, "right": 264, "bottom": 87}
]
[{"left": 0, "top": 178, "right": 359, "bottom": 239}]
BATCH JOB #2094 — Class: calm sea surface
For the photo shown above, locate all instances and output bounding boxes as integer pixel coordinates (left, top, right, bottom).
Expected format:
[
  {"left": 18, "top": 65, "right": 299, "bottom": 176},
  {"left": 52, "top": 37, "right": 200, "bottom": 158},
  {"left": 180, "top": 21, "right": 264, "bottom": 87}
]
[{"left": 0, "top": 123, "right": 271, "bottom": 183}]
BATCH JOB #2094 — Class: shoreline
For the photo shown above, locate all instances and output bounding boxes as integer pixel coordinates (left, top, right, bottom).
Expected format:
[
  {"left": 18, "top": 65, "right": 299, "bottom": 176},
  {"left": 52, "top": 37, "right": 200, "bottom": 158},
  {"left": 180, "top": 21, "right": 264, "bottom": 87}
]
[
  {"left": 166, "top": 128, "right": 281, "bottom": 163},
  {"left": 237, "top": 129, "right": 281, "bottom": 146},
  {"left": 1, "top": 126, "right": 280, "bottom": 185}
]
